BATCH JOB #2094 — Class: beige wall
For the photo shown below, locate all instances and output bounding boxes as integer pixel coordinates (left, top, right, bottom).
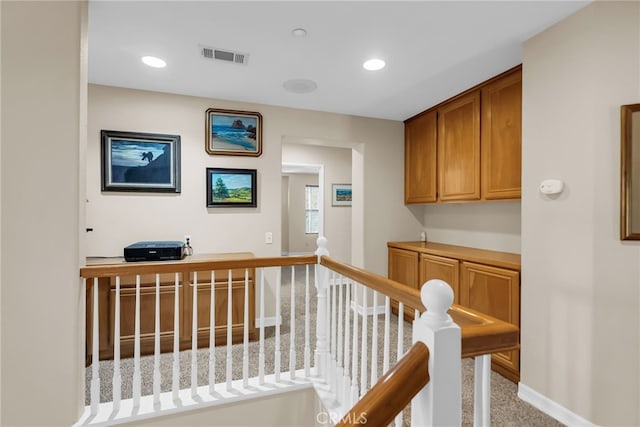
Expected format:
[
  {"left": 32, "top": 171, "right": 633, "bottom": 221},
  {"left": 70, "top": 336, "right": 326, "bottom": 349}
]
[
  {"left": 126, "top": 388, "right": 320, "bottom": 427},
  {"left": 284, "top": 173, "right": 319, "bottom": 255},
  {"left": 522, "top": 1, "right": 640, "bottom": 425},
  {"left": 282, "top": 143, "right": 353, "bottom": 263},
  {"left": 1, "top": 1, "right": 86, "bottom": 425},
  {"left": 423, "top": 201, "right": 521, "bottom": 253},
  {"left": 87, "top": 84, "right": 414, "bottom": 275}
]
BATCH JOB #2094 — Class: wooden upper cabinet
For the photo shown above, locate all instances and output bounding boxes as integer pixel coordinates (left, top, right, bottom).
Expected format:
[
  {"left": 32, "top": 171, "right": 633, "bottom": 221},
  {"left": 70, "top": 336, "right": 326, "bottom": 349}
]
[
  {"left": 405, "top": 110, "right": 437, "bottom": 204},
  {"left": 481, "top": 68, "right": 522, "bottom": 199},
  {"left": 437, "top": 90, "right": 481, "bottom": 201}
]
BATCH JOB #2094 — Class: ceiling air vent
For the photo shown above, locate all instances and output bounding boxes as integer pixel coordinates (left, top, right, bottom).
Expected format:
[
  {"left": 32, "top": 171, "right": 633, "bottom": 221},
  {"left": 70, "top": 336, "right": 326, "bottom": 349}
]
[{"left": 201, "top": 46, "right": 249, "bottom": 65}]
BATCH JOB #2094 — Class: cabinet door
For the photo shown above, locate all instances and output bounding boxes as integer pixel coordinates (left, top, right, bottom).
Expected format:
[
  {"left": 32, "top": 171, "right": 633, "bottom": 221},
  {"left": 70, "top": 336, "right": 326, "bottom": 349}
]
[
  {"left": 388, "top": 247, "right": 419, "bottom": 319},
  {"left": 437, "top": 91, "right": 481, "bottom": 201},
  {"left": 184, "top": 269, "right": 256, "bottom": 346},
  {"left": 110, "top": 273, "right": 185, "bottom": 359},
  {"left": 405, "top": 110, "right": 437, "bottom": 204},
  {"left": 460, "top": 262, "right": 520, "bottom": 380},
  {"left": 419, "top": 254, "right": 459, "bottom": 304},
  {"left": 481, "top": 68, "right": 522, "bottom": 200}
]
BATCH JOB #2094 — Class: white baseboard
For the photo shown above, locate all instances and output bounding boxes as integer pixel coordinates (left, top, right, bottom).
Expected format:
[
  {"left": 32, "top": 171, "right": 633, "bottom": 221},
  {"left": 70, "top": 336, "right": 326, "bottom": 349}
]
[
  {"left": 350, "top": 301, "right": 385, "bottom": 316},
  {"left": 518, "top": 383, "right": 596, "bottom": 427},
  {"left": 255, "top": 315, "right": 282, "bottom": 328}
]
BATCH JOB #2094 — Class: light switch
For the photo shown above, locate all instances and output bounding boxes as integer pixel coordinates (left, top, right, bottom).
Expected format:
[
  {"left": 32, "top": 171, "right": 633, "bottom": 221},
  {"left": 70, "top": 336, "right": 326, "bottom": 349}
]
[{"left": 265, "top": 232, "right": 273, "bottom": 244}]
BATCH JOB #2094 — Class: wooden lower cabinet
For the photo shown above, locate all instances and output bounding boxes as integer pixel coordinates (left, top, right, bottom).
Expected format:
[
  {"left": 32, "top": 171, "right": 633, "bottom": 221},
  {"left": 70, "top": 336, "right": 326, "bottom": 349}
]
[
  {"left": 419, "top": 254, "right": 460, "bottom": 304},
  {"left": 387, "top": 241, "right": 521, "bottom": 382},
  {"left": 388, "top": 247, "right": 419, "bottom": 320},
  {"left": 460, "top": 262, "right": 520, "bottom": 381},
  {"left": 184, "top": 269, "right": 256, "bottom": 348},
  {"left": 86, "top": 267, "right": 255, "bottom": 362}
]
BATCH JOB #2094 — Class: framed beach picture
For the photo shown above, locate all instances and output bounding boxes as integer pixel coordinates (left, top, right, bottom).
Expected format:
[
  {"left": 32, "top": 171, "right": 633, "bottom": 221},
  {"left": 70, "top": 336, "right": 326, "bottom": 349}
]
[
  {"left": 332, "top": 184, "right": 352, "bottom": 206},
  {"left": 205, "top": 108, "right": 262, "bottom": 156},
  {"left": 101, "top": 130, "right": 181, "bottom": 193},
  {"left": 206, "top": 168, "right": 257, "bottom": 208}
]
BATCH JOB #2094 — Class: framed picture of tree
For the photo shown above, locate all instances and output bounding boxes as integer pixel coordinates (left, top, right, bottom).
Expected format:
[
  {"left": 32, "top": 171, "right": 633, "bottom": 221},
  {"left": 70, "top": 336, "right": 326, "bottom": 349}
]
[{"left": 206, "top": 168, "right": 257, "bottom": 208}]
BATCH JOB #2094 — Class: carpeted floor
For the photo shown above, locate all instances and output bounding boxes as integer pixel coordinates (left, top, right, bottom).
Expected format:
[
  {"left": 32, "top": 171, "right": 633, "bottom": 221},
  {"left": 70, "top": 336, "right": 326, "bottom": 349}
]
[{"left": 86, "top": 265, "right": 563, "bottom": 426}]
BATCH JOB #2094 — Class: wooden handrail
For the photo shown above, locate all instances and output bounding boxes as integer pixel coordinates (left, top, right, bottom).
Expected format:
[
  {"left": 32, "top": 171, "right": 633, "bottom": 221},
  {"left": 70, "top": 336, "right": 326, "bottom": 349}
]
[
  {"left": 320, "top": 255, "right": 519, "bottom": 358},
  {"left": 337, "top": 341, "right": 429, "bottom": 427},
  {"left": 80, "top": 254, "right": 317, "bottom": 278}
]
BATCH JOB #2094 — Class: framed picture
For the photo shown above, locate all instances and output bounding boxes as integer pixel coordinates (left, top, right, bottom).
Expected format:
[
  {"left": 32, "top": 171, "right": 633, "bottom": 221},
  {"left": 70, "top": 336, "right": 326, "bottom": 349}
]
[
  {"left": 206, "top": 168, "right": 257, "bottom": 208},
  {"left": 332, "top": 184, "right": 352, "bottom": 206},
  {"left": 205, "top": 108, "right": 262, "bottom": 156},
  {"left": 101, "top": 130, "right": 180, "bottom": 193}
]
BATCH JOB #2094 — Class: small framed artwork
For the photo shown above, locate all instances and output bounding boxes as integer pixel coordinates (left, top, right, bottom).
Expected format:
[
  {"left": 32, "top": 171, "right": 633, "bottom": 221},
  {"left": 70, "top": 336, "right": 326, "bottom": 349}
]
[
  {"left": 332, "top": 184, "right": 352, "bottom": 207},
  {"left": 205, "top": 108, "right": 262, "bottom": 156},
  {"left": 206, "top": 168, "right": 257, "bottom": 208},
  {"left": 101, "top": 130, "right": 180, "bottom": 193}
]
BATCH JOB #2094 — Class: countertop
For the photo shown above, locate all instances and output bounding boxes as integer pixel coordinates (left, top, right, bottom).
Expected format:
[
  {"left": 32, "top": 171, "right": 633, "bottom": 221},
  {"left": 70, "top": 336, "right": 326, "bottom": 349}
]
[{"left": 387, "top": 241, "right": 520, "bottom": 271}]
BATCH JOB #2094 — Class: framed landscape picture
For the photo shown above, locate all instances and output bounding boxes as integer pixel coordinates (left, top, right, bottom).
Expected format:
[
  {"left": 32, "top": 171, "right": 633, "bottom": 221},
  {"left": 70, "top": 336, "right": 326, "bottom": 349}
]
[
  {"left": 205, "top": 108, "right": 262, "bottom": 156},
  {"left": 101, "top": 130, "right": 181, "bottom": 193},
  {"left": 332, "top": 184, "right": 352, "bottom": 206},
  {"left": 206, "top": 168, "right": 257, "bottom": 208}
]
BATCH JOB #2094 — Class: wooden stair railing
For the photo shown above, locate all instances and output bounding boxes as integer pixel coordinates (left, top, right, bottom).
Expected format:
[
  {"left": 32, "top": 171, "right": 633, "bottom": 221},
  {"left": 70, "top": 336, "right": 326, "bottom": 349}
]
[
  {"left": 319, "top": 255, "right": 519, "bottom": 358},
  {"left": 336, "top": 341, "right": 430, "bottom": 427}
]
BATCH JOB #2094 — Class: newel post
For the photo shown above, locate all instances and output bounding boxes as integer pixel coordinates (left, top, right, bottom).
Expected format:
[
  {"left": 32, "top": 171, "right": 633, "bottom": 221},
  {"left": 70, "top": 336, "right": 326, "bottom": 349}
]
[
  {"left": 314, "top": 236, "right": 330, "bottom": 378},
  {"left": 411, "top": 279, "right": 461, "bottom": 427}
]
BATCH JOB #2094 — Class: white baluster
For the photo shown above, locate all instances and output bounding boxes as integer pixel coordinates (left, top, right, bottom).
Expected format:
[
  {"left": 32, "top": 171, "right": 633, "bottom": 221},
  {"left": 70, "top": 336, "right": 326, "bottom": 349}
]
[
  {"left": 314, "top": 237, "right": 330, "bottom": 378},
  {"left": 259, "top": 268, "right": 265, "bottom": 385},
  {"left": 394, "top": 301, "right": 404, "bottom": 427},
  {"left": 330, "top": 271, "right": 338, "bottom": 393},
  {"left": 370, "top": 290, "right": 379, "bottom": 387},
  {"left": 360, "top": 285, "right": 368, "bottom": 396},
  {"left": 336, "top": 274, "right": 344, "bottom": 403},
  {"left": 226, "top": 269, "right": 233, "bottom": 390},
  {"left": 304, "top": 264, "right": 311, "bottom": 378},
  {"left": 350, "top": 282, "right": 359, "bottom": 407},
  {"left": 343, "top": 279, "right": 351, "bottom": 405},
  {"left": 132, "top": 275, "right": 141, "bottom": 407},
  {"left": 411, "top": 279, "right": 461, "bottom": 427},
  {"left": 90, "top": 277, "right": 100, "bottom": 415},
  {"left": 191, "top": 272, "right": 198, "bottom": 397},
  {"left": 474, "top": 354, "right": 492, "bottom": 427},
  {"left": 112, "top": 276, "right": 122, "bottom": 411},
  {"left": 383, "top": 295, "right": 390, "bottom": 374},
  {"left": 243, "top": 268, "right": 250, "bottom": 388},
  {"left": 153, "top": 274, "right": 161, "bottom": 406},
  {"left": 208, "top": 271, "right": 216, "bottom": 394},
  {"left": 172, "top": 272, "right": 180, "bottom": 401},
  {"left": 275, "top": 267, "right": 282, "bottom": 382},
  {"left": 289, "top": 265, "right": 296, "bottom": 380}
]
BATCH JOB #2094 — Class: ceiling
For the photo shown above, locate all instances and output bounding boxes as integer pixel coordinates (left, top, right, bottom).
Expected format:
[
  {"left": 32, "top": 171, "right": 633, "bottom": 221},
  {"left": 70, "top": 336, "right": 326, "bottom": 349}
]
[{"left": 88, "top": 1, "right": 589, "bottom": 121}]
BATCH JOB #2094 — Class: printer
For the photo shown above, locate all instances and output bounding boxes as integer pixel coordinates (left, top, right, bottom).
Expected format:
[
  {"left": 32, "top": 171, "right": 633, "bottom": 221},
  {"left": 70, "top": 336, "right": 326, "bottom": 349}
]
[{"left": 124, "top": 241, "right": 185, "bottom": 262}]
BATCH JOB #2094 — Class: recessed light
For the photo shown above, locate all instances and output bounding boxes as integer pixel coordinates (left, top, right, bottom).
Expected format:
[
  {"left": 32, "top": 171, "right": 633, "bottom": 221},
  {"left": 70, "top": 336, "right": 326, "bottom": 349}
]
[
  {"left": 141, "top": 56, "right": 167, "bottom": 68},
  {"left": 283, "top": 78, "right": 317, "bottom": 94},
  {"left": 291, "top": 28, "right": 307, "bottom": 37},
  {"left": 363, "top": 58, "right": 385, "bottom": 71}
]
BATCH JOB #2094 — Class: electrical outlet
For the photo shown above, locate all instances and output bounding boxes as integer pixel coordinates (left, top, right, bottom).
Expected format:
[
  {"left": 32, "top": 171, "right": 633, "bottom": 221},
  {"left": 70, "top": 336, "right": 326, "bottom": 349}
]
[
  {"left": 184, "top": 234, "right": 191, "bottom": 245},
  {"left": 265, "top": 232, "right": 273, "bottom": 244}
]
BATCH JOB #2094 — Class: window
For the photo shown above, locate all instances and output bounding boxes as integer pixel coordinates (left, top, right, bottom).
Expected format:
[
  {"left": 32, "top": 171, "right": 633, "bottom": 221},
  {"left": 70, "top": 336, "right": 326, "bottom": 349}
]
[{"left": 305, "top": 185, "right": 319, "bottom": 234}]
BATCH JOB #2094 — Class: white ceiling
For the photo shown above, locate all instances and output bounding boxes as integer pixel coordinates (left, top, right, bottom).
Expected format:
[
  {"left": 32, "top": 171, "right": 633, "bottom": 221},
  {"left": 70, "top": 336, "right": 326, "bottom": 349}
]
[{"left": 88, "top": 1, "right": 590, "bottom": 121}]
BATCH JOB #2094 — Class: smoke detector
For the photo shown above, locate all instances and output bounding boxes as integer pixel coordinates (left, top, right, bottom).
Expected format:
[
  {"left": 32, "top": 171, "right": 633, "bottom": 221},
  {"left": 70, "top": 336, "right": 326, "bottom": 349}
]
[{"left": 200, "top": 45, "right": 249, "bottom": 65}]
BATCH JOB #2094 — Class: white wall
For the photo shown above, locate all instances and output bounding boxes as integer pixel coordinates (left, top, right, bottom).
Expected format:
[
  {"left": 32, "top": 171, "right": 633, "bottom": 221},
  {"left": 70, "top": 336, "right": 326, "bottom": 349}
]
[
  {"left": 1, "top": 1, "right": 86, "bottom": 425},
  {"left": 281, "top": 175, "right": 290, "bottom": 254},
  {"left": 87, "top": 85, "right": 414, "bottom": 275},
  {"left": 282, "top": 143, "right": 352, "bottom": 263},
  {"left": 522, "top": 2, "right": 640, "bottom": 425},
  {"left": 126, "top": 388, "right": 320, "bottom": 427},
  {"left": 283, "top": 173, "right": 319, "bottom": 255}
]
